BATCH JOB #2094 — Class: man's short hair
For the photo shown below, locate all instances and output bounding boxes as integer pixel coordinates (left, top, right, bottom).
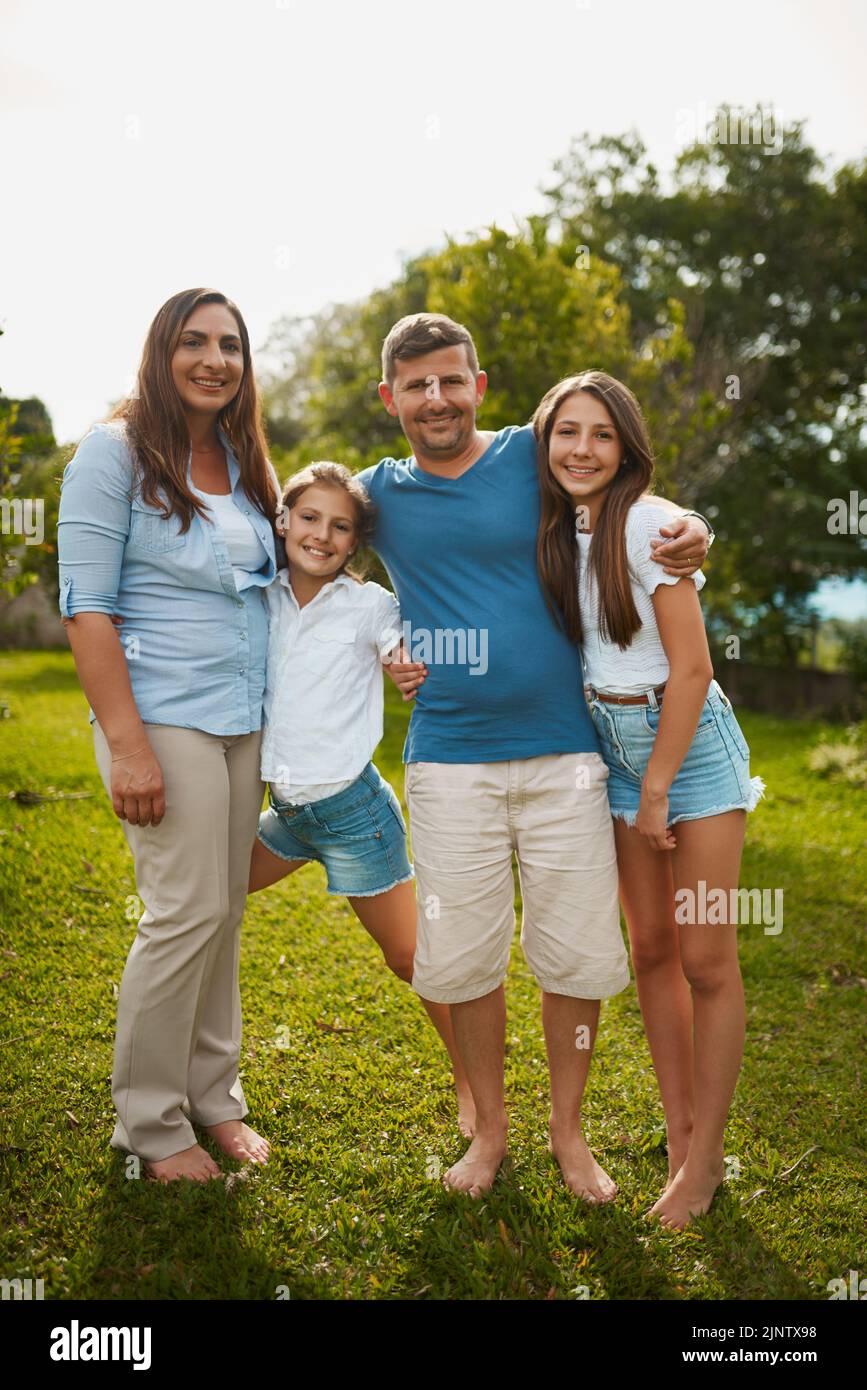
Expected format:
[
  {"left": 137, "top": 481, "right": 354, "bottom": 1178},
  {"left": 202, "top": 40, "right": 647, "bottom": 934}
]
[{"left": 381, "top": 313, "right": 480, "bottom": 387}]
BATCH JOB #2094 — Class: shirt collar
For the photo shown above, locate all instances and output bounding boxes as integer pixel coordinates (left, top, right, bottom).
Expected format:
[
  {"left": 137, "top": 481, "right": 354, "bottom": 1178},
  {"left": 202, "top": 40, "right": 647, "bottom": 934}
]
[{"left": 277, "top": 569, "right": 355, "bottom": 598}]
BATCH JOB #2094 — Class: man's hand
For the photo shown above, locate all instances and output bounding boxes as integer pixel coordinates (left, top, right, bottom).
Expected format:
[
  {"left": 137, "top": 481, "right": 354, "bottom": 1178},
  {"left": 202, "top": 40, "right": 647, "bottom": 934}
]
[
  {"left": 649, "top": 515, "right": 711, "bottom": 577},
  {"left": 382, "top": 644, "right": 428, "bottom": 702}
]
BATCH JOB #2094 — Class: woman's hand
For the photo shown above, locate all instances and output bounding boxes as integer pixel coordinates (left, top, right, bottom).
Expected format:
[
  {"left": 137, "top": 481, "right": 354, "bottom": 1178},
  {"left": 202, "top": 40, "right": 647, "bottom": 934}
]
[
  {"left": 636, "top": 783, "right": 676, "bottom": 851},
  {"left": 382, "top": 645, "right": 428, "bottom": 702},
  {"left": 109, "top": 742, "right": 166, "bottom": 827}
]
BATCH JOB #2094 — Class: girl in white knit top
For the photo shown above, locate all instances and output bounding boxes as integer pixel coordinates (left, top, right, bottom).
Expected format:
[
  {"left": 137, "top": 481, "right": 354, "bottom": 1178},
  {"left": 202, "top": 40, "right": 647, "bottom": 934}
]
[{"left": 533, "top": 370, "right": 764, "bottom": 1230}]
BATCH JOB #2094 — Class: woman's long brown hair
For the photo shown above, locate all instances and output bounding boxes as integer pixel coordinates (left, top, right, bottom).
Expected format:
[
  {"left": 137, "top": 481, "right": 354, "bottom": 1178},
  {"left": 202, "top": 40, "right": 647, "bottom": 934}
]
[
  {"left": 109, "top": 288, "right": 278, "bottom": 533},
  {"left": 532, "top": 371, "right": 655, "bottom": 649}
]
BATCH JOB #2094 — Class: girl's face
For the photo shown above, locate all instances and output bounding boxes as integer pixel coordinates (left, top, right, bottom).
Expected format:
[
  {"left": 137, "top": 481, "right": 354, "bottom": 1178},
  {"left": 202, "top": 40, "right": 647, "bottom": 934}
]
[
  {"left": 547, "top": 391, "right": 623, "bottom": 507},
  {"left": 279, "top": 484, "right": 358, "bottom": 580},
  {"left": 171, "top": 303, "right": 244, "bottom": 417}
]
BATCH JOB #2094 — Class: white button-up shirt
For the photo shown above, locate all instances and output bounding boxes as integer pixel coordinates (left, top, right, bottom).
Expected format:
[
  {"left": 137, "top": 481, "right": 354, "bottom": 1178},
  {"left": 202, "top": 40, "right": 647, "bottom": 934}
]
[{"left": 260, "top": 569, "right": 402, "bottom": 800}]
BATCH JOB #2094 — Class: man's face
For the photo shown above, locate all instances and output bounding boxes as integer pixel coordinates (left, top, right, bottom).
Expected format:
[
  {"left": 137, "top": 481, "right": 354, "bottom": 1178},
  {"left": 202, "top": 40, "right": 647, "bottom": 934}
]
[{"left": 379, "top": 345, "right": 486, "bottom": 457}]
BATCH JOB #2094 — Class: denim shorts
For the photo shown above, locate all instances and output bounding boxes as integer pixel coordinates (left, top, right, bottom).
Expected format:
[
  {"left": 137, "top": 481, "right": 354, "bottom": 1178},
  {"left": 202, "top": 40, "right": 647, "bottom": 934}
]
[
  {"left": 585, "top": 679, "right": 765, "bottom": 827},
  {"left": 256, "top": 762, "right": 414, "bottom": 897}
]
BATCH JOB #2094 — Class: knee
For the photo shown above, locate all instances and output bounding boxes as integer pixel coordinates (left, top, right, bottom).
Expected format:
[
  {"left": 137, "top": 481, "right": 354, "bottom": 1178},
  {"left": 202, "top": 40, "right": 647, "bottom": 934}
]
[
  {"left": 681, "top": 957, "right": 736, "bottom": 995},
  {"left": 630, "top": 927, "right": 680, "bottom": 976},
  {"left": 385, "top": 951, "right": 415, "bottom": 984}
]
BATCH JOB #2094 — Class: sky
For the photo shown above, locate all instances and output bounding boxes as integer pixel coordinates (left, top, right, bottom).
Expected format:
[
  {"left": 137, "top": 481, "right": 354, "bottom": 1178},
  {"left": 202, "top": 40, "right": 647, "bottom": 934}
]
[{"left": 1, "top": 0, "right": 865, "bottom": 614}]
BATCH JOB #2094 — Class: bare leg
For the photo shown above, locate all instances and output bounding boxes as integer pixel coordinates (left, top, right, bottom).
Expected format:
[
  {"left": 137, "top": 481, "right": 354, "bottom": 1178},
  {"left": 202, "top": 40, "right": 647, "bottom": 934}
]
[
  {"left": 437, "top": 986, "right": 509, "bottom": 1195},
  {"left": 349, "top": 881, "right": 476, "bottom": 1136},
  {"left": 542, "top": 992, "right": 617, "bottom": 1202},
  {"left": 614, "top": 820, "right": 695, "bottom": 1179},
  {"left": 248, "top": 837, "right": 308, "bottom": 893},
  {"left": 249, "top": 853, "right": 475, "bottom": 1134},
  {"left": 649, "top": 811, "right": 747, "bottom": 1229}
]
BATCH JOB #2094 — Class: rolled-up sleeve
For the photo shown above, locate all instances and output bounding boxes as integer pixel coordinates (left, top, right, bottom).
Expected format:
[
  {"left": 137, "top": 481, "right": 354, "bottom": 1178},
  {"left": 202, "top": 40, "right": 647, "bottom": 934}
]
[
  {"left": 371, "top": 587, "right": 402, "bottom": 658},
  {"left": 57, "top": 428, "right": 133, "bottom": 618}
]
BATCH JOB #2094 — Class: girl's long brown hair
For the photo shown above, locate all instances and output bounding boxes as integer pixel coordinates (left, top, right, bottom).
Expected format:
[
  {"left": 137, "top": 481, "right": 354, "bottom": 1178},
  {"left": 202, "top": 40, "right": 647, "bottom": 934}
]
[
  {"left": 109, "top": 288, "right": 278, "bottom": 534},
  {"left": 532, "top": 371, "right": 655, "bottom": 649}
]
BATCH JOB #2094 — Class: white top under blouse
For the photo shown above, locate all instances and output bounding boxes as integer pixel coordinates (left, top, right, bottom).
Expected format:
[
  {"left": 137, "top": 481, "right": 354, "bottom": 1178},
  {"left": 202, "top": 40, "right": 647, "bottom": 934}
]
[
  {"left": 577, "top": 500, "right": 706, "bottom": 695},
  {"left": 192, "top": 485, "right": 269, "bottom": 592},
  {"left": 260, "top": 570, "right": 402, "bottom": 804}
]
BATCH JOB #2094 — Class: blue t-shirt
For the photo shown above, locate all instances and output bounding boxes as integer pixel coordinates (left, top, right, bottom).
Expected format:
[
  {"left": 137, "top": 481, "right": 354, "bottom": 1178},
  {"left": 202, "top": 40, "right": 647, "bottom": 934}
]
[{"left": 358, "top": 424, "right": 599, "bottom": 764}]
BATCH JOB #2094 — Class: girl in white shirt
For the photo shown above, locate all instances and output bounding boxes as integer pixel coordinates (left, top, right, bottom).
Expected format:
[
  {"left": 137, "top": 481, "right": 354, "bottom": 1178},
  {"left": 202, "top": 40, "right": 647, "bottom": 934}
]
[
  {"left": 248, "top": 461, "right": 475, "bottom": 1136},
  {"left": 532, "top": 371, "right": 764, "bottom": 1230}
]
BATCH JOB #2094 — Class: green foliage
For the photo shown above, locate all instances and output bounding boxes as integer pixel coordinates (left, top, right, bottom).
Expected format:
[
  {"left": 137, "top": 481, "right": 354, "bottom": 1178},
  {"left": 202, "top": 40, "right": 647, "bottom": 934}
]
[
  {"left": 543, "top": 109, "right": 867, "bottom": 661},
  {"left": 259, "top": 110, "right": 866, "bottom": 665},
  {"left": 262, "top": 221, "right": 713, "bottom": 498},
  {"left": 807, "top": 722, "right": 867, "bottom": 787}
]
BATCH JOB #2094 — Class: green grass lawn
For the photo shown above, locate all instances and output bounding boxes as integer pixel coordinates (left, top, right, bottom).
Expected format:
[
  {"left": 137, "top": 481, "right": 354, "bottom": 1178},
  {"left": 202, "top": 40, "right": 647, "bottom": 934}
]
[{"left": 0, "top": 652, "right": 863, "bottom": 1301}]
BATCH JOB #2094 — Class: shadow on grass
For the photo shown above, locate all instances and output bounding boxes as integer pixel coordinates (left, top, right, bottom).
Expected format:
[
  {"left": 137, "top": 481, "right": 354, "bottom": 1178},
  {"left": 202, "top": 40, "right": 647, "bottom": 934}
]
[{"left": 84, "top": 1142, "right": 278, "bottom": 1301}]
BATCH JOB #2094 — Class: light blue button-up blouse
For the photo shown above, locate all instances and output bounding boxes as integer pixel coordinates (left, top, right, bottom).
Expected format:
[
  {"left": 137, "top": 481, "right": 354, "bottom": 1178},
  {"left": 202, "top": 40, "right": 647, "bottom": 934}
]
[{"left": 57, "top": 420, "right": 279, "bottom": 736}]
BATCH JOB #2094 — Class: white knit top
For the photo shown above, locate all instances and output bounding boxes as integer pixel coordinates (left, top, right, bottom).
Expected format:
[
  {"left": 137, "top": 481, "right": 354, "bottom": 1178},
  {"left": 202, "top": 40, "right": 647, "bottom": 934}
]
[{"left": 576, "top": 500, "right": 706, "bottom": 695}]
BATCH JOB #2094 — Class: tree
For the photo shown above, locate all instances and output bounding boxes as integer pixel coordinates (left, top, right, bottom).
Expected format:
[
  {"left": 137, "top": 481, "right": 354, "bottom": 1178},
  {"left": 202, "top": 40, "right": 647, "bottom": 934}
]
[{"left": 542, "top": 110, "right": 867, "bottom": 661}]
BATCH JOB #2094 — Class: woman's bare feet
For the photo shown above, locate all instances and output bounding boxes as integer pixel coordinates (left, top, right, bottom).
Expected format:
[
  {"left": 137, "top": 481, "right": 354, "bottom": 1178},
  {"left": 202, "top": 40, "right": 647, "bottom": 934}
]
[
  {"left": 443, "top": 1124, "right": 508, "bottom": 1197},
  {"left": 145, "top": 1143, "right": 222, "bottom": 1183},
  {"left": 204, "top": 1120, "right": 270, "bottom": 1165},
  {"left": 455, "top": 1079, "right": 477, "bottom": 1139},
  {"left": 549, "top": 1122, "right": 617, "bottom": 1203},
  {"left": 648, "top": 1156, "right": 724, "bottom": 1229}
]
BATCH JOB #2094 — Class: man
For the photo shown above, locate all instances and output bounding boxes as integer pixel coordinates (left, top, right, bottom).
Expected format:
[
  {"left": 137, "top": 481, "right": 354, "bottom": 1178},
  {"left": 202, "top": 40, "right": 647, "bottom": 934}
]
[{"left": 358, "top": 314, "right": 712, "bottom": 1199}]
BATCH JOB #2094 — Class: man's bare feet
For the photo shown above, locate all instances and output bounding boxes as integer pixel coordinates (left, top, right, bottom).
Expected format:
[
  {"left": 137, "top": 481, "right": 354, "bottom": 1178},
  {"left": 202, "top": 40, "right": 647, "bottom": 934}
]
[
  {"left": 549, "top": 1122, "right": 617, "bottom": 1203},
  {"left": 145, "top": 1143, "right": 222, "bottom": 1183},
  {"left": 203, "top": 1120, "right": 270, "bottom": 1165},
  {"left": 443, "top": 1126, "right": 508, "bottom": 1197},
  {"left": 648, "top": 1157, "right": 724, "bottom": 1229},
  {"left": 455, "top": 1080, "right": 476, "bottom": 1139}
]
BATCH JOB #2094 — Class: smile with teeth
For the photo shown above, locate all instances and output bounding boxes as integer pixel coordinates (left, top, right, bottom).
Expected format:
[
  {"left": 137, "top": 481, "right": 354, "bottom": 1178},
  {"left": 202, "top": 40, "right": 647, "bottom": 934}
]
[
  {"left": 302, "top": 544, "right": 332, "bottom": 558},
  {"left": 191, "top": 377, "right": 226, "bottom": 389},
  {"left": 565, "top": 464, "right": 599, "bottom": 476}
]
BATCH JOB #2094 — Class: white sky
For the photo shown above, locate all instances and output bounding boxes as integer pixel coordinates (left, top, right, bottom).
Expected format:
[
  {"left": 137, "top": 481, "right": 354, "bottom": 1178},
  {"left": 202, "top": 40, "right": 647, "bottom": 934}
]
[{"left": 1, "top": 0, "right": 865, "bottom": 446}]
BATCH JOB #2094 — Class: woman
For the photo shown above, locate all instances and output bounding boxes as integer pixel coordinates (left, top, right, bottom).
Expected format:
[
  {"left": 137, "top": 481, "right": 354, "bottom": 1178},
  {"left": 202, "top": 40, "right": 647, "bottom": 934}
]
[{"left": 58, "top": 288, "right": 280, "bottom": 1182}]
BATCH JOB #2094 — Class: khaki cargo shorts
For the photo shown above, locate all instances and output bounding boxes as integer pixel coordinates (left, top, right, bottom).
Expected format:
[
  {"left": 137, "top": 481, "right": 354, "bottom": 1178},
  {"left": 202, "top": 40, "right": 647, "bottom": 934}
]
[{"left": 406, "top": 753, "right": 630, "bottom": 1004}]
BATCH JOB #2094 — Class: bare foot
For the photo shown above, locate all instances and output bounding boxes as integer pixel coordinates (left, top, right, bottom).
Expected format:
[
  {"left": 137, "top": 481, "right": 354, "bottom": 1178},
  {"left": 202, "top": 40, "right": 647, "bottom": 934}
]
[
  {"left": 549, "top": 1122, "right": 617, "bottom": 1203},
  {"left": 204, "top": 1120, "right": 270, "bottom": 1165},
  {"left": 145, "top": 1143, "right": 222, "bottom": 1183},
  {"left": 648, "top": 1157, "right": 724, "bottom": 1229},
  {"left": 443, "top": 1126, "right": 508, "bottom": 1197},
  {"left": 456, "top": 1080, "right": 476, "bottom": 1139}
]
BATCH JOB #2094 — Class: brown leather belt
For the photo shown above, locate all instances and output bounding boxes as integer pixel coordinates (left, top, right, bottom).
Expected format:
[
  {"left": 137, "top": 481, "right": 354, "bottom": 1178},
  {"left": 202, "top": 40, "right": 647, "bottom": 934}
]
[{"left": 585, "top": 682, "right": 667, "bottom": 706}]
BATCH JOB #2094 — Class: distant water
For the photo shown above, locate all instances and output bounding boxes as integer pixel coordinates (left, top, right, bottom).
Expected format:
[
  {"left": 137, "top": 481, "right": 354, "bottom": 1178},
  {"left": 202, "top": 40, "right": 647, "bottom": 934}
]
[{"left": 810, "top": 578, "right": 867, "bottom": 621}]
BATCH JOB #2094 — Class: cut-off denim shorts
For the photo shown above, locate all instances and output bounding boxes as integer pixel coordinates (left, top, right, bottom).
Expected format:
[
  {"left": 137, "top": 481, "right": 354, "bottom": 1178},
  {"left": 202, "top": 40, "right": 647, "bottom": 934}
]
[
  {"left": 256, "top": 761, "right": 414, "bottom": 898},
  {"left": 585, "top": 678, "right": 765, "bottom": 828}
]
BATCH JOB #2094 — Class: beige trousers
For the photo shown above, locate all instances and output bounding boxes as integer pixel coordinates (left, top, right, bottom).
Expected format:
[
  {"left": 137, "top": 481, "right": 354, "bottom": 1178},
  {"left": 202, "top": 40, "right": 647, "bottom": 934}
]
[{"left": 93, "top": 721, "right": 264, "bottom": 1162}]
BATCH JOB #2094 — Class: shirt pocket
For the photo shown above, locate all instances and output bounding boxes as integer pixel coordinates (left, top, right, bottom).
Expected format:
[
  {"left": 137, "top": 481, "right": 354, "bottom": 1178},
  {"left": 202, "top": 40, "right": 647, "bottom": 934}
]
[
  {"left": 301, "top": 624, "right": 357, "bottom": 676},
  {"left": 127, "top": 497, "right": 187, "bottom": 554}
]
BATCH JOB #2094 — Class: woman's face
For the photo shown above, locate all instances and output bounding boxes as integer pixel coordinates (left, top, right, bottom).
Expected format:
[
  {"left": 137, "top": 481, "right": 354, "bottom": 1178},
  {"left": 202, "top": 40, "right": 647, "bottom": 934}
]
[
  {"left": 279, "top": 484, "right": 358, "bottom": 581},
  {"left": 547, "top": 391, "right": 623, "bottom": 506},
  {"left": 171, "top": 303, "right": 245, "bottom": 417}
]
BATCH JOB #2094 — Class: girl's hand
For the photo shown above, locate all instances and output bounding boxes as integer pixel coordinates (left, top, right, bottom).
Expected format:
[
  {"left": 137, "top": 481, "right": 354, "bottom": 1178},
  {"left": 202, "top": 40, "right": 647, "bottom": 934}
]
[
  {"left": 109, "top": 742, "right": 166, "bottom": 827},
  {"left": 382, "top": 645, "right": 428, "bottom": 701},
  {"left": 109, "top": 613, "right": 123, "bottom": 628},
  {"left": 636, "top": 784, "right": 676, "bottom": 851}
]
